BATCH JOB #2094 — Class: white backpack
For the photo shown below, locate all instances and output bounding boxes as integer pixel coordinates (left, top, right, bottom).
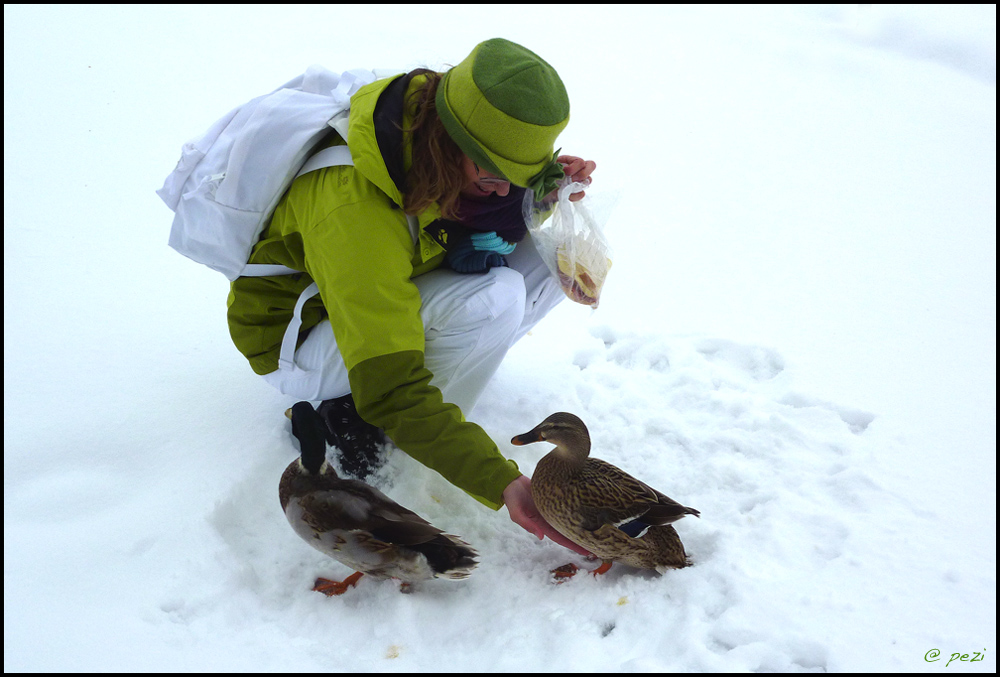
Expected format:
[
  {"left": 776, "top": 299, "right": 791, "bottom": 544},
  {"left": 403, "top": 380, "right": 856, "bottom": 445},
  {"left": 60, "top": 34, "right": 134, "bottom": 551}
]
[
  {"left": 157, "top": 65, "right": 400, "bottom": 371},
  {"left": 156, "top": 65, "right": 391, "bottom": 281}
]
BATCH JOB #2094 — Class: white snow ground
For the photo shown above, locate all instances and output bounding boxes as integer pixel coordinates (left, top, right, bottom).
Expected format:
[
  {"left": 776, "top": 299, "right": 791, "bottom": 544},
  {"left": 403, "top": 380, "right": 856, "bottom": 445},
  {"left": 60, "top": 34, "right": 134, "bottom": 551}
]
[{"left": 4, "top": 4, "right": 995, "bottom": 672}]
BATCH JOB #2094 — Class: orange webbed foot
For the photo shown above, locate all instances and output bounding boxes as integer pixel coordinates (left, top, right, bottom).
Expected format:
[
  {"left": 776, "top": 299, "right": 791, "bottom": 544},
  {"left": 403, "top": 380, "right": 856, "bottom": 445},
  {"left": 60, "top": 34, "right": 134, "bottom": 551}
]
[
  {"left": 312, "top": 571, "right": 364, "bottom": 596},
  {"left": 551, "top": 563, "right": 580, "bottom": 582},
  {"left": 550, "top": 561, "right": 612, "bottom": 583}
]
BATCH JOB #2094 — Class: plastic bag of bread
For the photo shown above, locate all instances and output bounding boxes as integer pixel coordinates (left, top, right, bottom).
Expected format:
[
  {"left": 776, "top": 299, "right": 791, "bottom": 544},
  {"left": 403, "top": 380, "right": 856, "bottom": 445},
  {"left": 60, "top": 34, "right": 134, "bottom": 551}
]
[{"left": 523, "top": 176, "right": 614, "bottom": 308}]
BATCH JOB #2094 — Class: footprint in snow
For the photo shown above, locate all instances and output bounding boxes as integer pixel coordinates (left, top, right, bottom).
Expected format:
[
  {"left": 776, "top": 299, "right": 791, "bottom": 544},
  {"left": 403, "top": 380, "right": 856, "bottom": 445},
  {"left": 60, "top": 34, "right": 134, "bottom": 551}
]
[
  {"left": 695, "top": 338, "right": 785, "bottom": 382},
  {"left": 578, "top": 325, "right": 672, "bottom": 372},
  {"left": 779, "top": 393, "right": 875, "bottom": 434}
]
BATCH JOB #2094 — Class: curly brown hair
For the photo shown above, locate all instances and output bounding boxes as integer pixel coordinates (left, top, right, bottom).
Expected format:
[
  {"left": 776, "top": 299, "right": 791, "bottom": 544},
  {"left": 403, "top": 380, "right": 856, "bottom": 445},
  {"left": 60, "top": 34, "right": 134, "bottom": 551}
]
[{"left": 403, "top": 71, "right": 467, "bottom": 220}]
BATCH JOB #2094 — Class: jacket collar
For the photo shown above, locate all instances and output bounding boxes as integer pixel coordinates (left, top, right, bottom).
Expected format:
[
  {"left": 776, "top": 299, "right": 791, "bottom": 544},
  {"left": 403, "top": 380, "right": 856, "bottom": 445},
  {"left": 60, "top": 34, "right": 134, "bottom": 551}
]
[
  {"left": 371, "top": 70, "right": 422, "bottom": 195},
  {"left": 347, "top": 70, "right": 433, "bottom": 212}
]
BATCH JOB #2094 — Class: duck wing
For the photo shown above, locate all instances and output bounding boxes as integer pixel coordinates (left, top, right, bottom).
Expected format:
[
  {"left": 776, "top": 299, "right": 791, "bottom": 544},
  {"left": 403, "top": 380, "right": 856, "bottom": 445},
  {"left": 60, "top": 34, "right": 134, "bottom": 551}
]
[
  {"left": 645, "top": 487, "right": 701, "bottom": 523},
  {"left": 296, "top": 479, "right": 446, "bottom": 546},
  {"left": 573, "top": 458, "right": 698, "bottom": 531}
]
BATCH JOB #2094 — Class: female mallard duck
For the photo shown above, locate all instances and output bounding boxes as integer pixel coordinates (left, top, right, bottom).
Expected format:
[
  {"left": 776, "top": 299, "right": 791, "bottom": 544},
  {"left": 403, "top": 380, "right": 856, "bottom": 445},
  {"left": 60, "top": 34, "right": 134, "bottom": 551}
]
[
  {"left": 511, "top": 412, "right": 699, "bottom": 578},
  {"left": 279, "top": 401, "right": 478, "bottom": 595}
]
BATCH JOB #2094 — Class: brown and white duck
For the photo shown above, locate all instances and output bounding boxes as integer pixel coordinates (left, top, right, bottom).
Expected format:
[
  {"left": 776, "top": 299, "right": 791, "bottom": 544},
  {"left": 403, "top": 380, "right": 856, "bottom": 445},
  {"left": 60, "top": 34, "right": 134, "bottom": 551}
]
[
  {"left": 279, "top": 401, "right": 478, "bottom": 595},
  {"left": 511, "top": 412, "right": 699, "bottom": 579}
]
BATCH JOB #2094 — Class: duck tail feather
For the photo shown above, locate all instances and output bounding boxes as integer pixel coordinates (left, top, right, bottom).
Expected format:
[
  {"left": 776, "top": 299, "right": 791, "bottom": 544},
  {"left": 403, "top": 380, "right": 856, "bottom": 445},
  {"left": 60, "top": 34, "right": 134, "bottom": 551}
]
[
  {"left": 643, "top": 502, "right": 700, "bottom": 525},
  {"left": 410, "top": 535, "right": 479, "bottom": 579}
]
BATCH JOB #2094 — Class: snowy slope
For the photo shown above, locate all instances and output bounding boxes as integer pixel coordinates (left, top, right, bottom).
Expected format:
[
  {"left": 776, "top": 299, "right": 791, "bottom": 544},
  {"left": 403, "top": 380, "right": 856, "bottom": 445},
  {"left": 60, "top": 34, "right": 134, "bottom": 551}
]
[{"left": 4, "top": 4, "right": 995, "bottom": 672}]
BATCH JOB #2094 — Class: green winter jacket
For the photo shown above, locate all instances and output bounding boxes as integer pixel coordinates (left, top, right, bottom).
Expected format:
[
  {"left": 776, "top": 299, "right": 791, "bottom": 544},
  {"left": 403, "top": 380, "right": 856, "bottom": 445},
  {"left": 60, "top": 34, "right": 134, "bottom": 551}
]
[{"left": 227, "top": 72, "right": 522, "bottom": 509}]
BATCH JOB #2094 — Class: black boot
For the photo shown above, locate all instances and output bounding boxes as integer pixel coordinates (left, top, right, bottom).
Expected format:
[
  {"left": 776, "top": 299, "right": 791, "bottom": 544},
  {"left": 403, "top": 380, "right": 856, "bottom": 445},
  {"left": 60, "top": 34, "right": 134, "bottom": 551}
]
[{"left": 315, "top": 394, "right": 386, "bottom": 480}]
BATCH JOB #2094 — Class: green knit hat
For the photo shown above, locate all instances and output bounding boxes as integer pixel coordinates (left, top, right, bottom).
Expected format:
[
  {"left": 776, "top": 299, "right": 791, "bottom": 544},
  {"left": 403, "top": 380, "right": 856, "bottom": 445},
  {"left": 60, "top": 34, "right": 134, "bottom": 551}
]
[{"left": 436, "top": 38, "right": 570, "bottom": 199}]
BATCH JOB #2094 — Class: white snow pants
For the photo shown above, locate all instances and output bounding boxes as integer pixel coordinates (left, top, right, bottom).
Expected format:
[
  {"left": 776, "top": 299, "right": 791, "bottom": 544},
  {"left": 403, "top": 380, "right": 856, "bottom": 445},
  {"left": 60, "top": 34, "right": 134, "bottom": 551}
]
[{"left": 260, "top": 236, "right": 564, "bottom": 415}]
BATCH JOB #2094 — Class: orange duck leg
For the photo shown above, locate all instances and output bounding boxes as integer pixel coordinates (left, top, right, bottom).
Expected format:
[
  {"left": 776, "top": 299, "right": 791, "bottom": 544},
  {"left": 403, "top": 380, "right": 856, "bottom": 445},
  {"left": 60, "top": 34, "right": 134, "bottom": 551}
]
[
  {"left": 551, "top": 561, "right": 613, "bottom": 581},
  {"left": 312, "top": 571, "right": 364, "bottom": 596}
]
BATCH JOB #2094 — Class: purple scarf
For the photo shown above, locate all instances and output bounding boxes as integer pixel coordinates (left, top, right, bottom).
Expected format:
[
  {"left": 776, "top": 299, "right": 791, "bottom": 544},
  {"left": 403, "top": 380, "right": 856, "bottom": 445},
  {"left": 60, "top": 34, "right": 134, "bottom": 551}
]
[{"left": 453, "top": 185, "right": 528, "bottom": 243}]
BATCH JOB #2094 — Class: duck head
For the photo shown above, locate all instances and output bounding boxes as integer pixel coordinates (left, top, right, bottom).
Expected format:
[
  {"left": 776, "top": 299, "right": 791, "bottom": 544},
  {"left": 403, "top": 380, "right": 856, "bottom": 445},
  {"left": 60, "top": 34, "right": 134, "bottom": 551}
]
[
  {"left": 511, "top": 412, "right": 592, "bottom": 460},
  {"left": 290, "top": 401, "right": 335, "bottom": 476}
]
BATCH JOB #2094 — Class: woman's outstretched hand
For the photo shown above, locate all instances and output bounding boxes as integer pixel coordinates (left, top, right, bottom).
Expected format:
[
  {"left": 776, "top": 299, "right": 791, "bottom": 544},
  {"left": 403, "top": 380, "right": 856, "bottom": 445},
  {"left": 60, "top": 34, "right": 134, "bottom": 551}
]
[{"left": 502, "top": 475, "right": 592, "bottom": 556}]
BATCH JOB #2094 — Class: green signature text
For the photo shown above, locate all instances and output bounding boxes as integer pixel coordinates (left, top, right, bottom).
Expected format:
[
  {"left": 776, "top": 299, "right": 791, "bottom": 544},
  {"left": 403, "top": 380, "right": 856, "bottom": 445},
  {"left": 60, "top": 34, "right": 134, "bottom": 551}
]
[{"left": 924, "top": 648, "right": 987, "bottom": 667}]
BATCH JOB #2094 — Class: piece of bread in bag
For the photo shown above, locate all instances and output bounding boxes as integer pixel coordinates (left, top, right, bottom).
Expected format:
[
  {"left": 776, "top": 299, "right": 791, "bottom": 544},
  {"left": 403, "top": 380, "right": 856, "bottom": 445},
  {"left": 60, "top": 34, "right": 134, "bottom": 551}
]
[{"left": 556, "top": 235, "right": 612, "bottom": 308}]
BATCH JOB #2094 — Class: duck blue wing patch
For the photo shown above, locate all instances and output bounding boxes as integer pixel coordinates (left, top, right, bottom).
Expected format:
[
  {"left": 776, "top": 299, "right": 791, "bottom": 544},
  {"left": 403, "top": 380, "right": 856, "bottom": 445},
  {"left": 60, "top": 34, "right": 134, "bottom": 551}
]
[{"left": 617, "top": 518, "right": 651, "bottom": 539}]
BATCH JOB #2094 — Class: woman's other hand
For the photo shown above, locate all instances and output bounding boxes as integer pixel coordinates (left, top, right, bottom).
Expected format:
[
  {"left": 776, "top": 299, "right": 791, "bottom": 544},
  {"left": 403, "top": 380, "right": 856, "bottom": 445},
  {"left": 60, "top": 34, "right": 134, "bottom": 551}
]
[{"left": 556, "top": 155, "right": 597, "bottom": 202}]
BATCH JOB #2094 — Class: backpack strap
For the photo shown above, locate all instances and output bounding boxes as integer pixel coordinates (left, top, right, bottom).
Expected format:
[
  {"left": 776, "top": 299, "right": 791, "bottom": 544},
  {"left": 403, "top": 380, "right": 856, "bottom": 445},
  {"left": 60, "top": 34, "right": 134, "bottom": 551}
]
[
  {"left": 279, "top": 282, "right": 321, "bottom": 371},
  {"left": 273, "top": 211, "right": 420, "bottom": 373},
  {"left": 241, "top": 143, "right": 356, "bottom": 278},
  {"left": 274, "top": 138, "right": 358, "bottom": 369},
  {"left": 242, "top": 263, "right": 301, "bottom": 276},
  {"left": 295, "top": 143, "right": 354, "bottom": 179},
  {"left": 265, "top": 133, "right": 420, "bottom": 373}
]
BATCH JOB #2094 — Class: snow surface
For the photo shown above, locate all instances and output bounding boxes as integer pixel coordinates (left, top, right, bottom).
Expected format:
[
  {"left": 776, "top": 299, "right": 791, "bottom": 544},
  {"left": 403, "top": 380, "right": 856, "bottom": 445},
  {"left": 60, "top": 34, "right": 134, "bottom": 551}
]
[{"left": 4, "top": 4, "right": 995, "bottom": 672}]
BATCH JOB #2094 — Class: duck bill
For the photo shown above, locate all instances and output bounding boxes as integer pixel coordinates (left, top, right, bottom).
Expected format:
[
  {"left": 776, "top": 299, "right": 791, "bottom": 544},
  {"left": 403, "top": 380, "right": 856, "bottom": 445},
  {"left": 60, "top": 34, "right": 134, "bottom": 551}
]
[{"left": 510, "top": 430, "right": 543, "bottom": 446}]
